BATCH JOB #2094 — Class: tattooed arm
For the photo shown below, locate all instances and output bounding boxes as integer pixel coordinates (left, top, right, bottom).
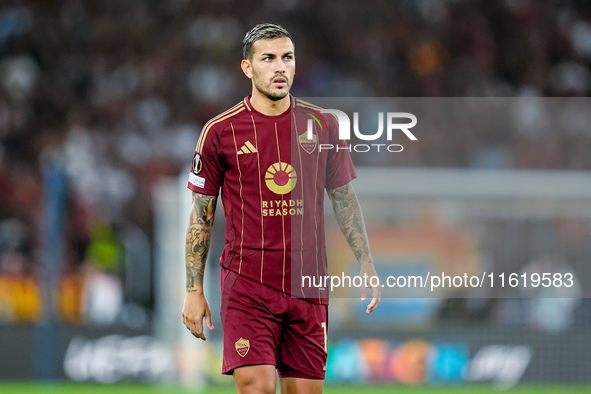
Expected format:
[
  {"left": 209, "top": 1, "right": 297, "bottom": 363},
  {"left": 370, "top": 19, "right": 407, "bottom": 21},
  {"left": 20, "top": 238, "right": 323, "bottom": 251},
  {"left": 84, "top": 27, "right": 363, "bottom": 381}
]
[
  {"left": 327, "top": 182, "right": 380, "bottom": 314},
  {"left": 182, "top": 192, "right": 218, "bottom": 340}
]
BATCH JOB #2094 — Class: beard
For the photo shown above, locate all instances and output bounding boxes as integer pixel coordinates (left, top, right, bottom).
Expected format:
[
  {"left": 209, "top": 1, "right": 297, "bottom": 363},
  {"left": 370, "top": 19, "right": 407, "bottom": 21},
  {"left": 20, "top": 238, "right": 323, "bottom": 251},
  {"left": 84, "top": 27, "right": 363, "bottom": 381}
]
[
  {"left": 255, "top": 84, "right": 289, "bottom": 101},
  {"left": 252, "top": 71, "right": 292, "bottom": 101}
]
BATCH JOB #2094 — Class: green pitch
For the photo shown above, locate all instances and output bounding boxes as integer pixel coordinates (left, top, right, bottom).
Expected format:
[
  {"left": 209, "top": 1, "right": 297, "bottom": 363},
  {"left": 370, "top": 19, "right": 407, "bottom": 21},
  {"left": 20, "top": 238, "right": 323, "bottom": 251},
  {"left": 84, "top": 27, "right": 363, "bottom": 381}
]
[{"left": 2, "top": 382, "right": 591, "bottom": 394}]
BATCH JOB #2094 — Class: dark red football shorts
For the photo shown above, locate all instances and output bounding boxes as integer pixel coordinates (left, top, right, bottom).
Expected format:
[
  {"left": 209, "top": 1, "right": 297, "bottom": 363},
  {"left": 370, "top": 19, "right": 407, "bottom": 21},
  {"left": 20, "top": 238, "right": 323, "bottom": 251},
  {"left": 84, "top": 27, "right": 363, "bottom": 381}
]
[{"left": 220, "top": 268, "right": 328, "bottom": 379}]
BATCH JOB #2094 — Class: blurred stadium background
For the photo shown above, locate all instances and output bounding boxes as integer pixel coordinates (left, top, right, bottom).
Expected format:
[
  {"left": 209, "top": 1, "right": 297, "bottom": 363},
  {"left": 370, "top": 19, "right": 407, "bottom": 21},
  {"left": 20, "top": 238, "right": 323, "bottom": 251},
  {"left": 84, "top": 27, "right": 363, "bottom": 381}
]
[{"left": 1, "top": 0, "right": 591, "bottom": 392}]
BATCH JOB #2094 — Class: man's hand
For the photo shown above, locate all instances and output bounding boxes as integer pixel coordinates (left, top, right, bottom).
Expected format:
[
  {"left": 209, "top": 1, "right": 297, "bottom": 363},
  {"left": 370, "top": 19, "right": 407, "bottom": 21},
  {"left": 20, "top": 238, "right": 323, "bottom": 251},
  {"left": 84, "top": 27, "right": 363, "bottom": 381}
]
[
  {"left": 359, "top": 262, "right": 381, "bottom": 314},
  {"left": 183, "top": 193, "right": 217, "bottom": 340},
  {"left": 327, "top": 183, "right": 380, "bottom": 314},
  {"left": 182, "top": 290, "right": 214, "bottom": 340}
]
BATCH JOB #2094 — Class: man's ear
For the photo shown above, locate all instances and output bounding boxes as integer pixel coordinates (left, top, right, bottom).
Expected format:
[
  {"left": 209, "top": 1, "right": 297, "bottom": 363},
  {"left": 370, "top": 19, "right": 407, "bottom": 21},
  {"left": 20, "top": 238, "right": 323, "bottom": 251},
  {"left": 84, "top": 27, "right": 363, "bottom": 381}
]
[{"left": 241, "top": 59, "right": 253, "bottom": 79}]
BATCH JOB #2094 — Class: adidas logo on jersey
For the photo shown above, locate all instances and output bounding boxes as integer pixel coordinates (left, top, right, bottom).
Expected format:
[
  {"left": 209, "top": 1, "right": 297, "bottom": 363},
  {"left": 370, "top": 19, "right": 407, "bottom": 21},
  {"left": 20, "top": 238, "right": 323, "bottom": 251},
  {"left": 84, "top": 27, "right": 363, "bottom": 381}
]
[{"left": 237, "top": 141, "right": 258, "bottom": 155}]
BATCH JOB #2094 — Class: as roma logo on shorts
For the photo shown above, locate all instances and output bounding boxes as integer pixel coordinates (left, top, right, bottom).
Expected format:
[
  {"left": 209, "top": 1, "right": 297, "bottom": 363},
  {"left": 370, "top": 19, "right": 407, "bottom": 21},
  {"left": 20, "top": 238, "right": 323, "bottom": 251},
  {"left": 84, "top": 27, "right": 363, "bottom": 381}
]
[
  {"left": 265, "top": 162, "right": 297, "bottom": 195},
  {"left": 235, "top": 337, "right": 250, "bottom": 357}
]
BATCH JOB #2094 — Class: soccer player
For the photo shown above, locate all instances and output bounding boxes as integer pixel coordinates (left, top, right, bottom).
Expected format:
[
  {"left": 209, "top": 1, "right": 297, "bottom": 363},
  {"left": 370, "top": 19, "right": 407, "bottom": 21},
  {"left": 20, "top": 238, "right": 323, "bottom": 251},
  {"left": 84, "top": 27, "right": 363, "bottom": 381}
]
[{"left": 182, "top": 23, "right": 380, "bottom": 394}]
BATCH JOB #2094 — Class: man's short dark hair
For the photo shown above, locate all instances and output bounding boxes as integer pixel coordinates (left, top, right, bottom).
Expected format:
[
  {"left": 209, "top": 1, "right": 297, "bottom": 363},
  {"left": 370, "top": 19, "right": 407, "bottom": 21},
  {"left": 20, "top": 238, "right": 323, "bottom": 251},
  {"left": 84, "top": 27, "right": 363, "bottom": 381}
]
[{"left": 242, "top": 23, "right": 293, "bottom": 60}]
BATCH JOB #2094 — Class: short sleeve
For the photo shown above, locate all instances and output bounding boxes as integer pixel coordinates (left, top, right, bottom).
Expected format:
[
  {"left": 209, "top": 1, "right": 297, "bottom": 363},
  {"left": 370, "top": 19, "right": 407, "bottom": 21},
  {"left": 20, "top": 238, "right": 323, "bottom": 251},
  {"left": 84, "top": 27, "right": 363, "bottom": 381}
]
[
  {"left": 325, "top": 114, "right": 357, "bottom": 189},
  {"left": 187, "top": 125, "right": 225, "bottom": 195}
]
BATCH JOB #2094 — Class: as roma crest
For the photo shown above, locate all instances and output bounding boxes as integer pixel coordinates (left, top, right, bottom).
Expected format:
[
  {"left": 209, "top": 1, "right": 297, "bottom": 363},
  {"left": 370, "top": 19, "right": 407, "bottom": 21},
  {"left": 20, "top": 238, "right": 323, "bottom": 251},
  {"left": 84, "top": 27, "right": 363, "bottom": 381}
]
[
  {"left": 235, "top": 337, "right": 250, "bottom": 357},
  {"left": 298, "top": 131, "right": 317, "bottom": 154}
]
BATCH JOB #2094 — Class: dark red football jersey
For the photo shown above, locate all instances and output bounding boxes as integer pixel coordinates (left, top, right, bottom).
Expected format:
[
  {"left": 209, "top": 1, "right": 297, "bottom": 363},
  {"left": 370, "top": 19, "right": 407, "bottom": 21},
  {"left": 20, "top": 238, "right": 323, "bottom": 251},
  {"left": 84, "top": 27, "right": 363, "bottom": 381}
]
[{"left": 187, "top": 96, "right": 356, "bottom": 304}]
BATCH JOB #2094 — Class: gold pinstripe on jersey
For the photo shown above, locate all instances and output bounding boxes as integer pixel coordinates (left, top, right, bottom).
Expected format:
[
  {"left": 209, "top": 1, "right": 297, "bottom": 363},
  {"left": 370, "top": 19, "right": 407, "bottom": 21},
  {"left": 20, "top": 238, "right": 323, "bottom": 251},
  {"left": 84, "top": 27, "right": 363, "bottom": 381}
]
[{"left": 230, "top": 123, "right": 245, "bottom": 274}]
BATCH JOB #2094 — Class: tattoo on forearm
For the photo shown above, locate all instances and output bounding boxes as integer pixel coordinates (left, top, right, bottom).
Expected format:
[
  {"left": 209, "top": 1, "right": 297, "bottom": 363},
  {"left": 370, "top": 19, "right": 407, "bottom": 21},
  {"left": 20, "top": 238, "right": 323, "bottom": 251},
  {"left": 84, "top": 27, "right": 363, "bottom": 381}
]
[
  {"left": 185, "top": 193, "right": 217, "bottom": 289},
  {"left": 327, "top": 184, "right": 371, "bottom": 263}
]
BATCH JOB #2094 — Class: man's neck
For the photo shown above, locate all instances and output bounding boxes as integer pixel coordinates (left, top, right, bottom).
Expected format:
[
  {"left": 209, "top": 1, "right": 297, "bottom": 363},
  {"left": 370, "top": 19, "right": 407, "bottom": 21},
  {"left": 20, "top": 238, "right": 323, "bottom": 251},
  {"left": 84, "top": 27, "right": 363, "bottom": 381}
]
[{"left": 249, "top": 91, "right": 290, "bottom": 116}]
